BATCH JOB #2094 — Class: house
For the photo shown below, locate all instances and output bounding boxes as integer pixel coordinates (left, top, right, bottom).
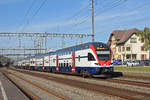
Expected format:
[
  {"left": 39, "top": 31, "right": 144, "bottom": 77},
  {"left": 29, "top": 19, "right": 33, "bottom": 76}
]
[{"left": 107, "top": 28, "right": 149, "bottom": 61}]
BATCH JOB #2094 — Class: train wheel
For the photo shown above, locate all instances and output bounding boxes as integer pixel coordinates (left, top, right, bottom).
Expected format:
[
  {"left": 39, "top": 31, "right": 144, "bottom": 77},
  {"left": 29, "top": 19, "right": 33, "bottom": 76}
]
[
  {"left": 49, "top": 69, "right": 52, "bottom": 73},
  {"left": 82, "top": 70, "right": 91, "bottom": 78},
  {"left": 89, "top": 74, "right": 93, "bottom": 78}
]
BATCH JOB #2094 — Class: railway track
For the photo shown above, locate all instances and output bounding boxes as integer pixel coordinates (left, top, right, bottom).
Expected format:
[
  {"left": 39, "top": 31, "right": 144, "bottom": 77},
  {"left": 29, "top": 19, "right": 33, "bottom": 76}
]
[
  {"left": 94, "top": 78, "right": 150, "bottom": 88},
  {"left": 123, "top": 75, "right": 150, "bottom": 80},
  {"left": 2, "top": 71, "right": 40, "bottom": 100},
  {"left": 1, "top": 70, "right": 71, "bottom": 100},
  {"left": 8, "top": 68, "right": 150, "bottom": 100}
]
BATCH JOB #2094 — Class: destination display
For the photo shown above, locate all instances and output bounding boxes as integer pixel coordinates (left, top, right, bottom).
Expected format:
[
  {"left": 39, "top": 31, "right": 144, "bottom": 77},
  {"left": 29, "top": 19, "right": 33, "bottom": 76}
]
[
  {"left": 96, "top": 51, "right": 110, "bottom": 54},
  {"left": 96, "top": 47, "right": 109, "bottom": 51}
]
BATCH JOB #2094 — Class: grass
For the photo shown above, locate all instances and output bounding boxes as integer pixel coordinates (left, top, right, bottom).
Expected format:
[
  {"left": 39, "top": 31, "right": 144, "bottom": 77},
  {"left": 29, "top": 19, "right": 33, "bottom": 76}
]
[{"left": 114, "top": 66, "right": 150, "bottom": 72}]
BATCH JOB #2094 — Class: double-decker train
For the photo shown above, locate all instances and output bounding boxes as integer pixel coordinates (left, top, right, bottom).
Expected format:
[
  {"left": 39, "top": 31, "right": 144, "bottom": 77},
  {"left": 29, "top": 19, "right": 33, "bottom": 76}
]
[{"left": 15, "top": 42, "right": 113, "bottom": 77}]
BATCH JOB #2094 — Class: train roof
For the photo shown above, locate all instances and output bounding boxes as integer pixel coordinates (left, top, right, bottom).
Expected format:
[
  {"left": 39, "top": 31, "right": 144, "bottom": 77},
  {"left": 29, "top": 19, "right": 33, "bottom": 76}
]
[
  {"left": 56, "top": 42, "right": 108, "bottom": 52},
  {"left": 19, "top": 42, "right": 109, "bottom": 60}
]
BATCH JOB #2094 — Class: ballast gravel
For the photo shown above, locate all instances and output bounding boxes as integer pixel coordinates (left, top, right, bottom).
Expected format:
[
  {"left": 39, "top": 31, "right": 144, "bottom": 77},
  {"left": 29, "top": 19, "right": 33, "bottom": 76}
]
[
  {"left": 16, "top": 69, "right": 150, "bottom": 94},
  {"left": 113, "top": 77, "right": 150, "bottom": 83},
  {"left": 7, "top": 69, "right": 125, "bottom": 100},
  {"left": 9, "top": 74, "right": 62, "bottom": 100},
  {"left": 116, "top": 70, "right": 150, "bottom": 78}
]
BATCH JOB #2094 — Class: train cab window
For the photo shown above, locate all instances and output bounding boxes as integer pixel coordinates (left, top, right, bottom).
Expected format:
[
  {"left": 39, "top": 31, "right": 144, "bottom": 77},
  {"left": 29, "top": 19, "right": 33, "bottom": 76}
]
[{"left": 88, "top": 53, "right": 95, "bottom": 61}]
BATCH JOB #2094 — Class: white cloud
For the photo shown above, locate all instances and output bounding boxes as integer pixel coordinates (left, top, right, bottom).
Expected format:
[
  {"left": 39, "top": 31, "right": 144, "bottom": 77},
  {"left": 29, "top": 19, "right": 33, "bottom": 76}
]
[
  {"left": 24, "top": 16, "right": 89, "bottom": 32},
  {"left": 21, "top": 10, "right": 139, "bottom": 32},
  {"left": 95, "top": 11, "right": 139, "bottom": 21}
]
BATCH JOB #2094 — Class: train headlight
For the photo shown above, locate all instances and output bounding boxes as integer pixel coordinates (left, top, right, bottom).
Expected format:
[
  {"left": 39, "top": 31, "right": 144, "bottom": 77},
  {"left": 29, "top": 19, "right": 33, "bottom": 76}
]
[{"left": 95, "top": 63, "right": 99, "bottom": 65}]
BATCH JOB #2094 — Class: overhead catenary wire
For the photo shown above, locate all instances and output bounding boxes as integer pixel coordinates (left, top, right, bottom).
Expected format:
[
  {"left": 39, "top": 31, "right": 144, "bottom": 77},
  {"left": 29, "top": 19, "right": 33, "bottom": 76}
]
[
  {"left": 52, "top": 3, "right": 90, "bottom": 33},
  {"left": 67, "top": 4, "right": 90, "bottom": 21},
  {"left": 21, "top": 0, "right": 48, "bottom": 32},
  {"left": 66, "top": 0, "right": 127, "bottom": 31},
  {"left": 94, "top": 0, "right": 150, "bottom": 34},
  {"left": 95, "top": 0, "right": 128, "bottom": 16},
  {"left": 76, "top": 0, "right": 127, "bottom": 27},
  {"left": 17, "top": 0, "right": 37, "bottom": 33},
  {"left": 16, "top": 0, "right": 37, "bottom": 48}
]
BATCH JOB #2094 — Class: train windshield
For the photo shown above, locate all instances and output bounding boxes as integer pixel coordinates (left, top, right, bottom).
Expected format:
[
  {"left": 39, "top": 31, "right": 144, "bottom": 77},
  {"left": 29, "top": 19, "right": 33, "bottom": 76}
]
[
  {"left": 93, "top": 43, "right": 111, "bottom": 60},
  {"left": 97, "top": 54, "right": 110, "bottom": 60},
  {"left": 96, "top": 51, "right": 111, "bottom": 60}
]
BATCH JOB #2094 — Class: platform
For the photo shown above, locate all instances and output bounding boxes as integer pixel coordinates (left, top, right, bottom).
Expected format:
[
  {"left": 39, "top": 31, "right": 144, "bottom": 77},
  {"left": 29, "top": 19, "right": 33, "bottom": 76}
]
[{"left": 0, "top": 72, "right": 29, "bottom": 100}]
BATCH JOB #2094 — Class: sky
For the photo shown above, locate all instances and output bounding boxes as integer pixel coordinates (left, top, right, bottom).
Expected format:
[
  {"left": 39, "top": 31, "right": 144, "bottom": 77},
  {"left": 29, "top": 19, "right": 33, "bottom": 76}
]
[{"left": 0, "top": 0, "right": 150, "bottom": 52}]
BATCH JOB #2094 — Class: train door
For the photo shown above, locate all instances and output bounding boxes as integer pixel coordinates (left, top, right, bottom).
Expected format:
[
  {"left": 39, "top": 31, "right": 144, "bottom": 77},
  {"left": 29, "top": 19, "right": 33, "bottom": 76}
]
[
  {"left": 34, "top": 58, "right": 37, "bottom": 70},
  {"left": 72, "top": 51, "right": 76, "bottom": 73},
  {"left": 42, "top": 57, "right": 45, "bottom": 71},
  {"left": 56, "top": 55, "right": 59, "bottom": 72},
  {"left": 49, "top": 55, "right": 51, "bottom": 67}
]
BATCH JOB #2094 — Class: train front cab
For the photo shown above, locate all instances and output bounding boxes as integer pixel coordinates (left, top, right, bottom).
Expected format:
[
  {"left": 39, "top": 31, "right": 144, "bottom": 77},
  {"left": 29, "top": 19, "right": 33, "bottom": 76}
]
[{"left": 78, "top": 44, "right": 114, "bottom": 77}]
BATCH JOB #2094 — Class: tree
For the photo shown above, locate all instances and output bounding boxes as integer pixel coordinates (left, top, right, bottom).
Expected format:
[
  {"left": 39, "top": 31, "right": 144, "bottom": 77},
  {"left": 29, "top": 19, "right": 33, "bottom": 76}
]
[{"left": 137, "top": 27, "right": 150, "bottom": 59}]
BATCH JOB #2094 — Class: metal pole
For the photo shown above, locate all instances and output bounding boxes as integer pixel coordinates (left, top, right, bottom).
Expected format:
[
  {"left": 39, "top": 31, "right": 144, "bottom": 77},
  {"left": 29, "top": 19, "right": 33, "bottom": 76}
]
[
  {"left": 45, "top": 37, "right": 47, "bottom": 53},
  {"left": 92, "top": 0, "right": 95, "bottom": 42},
  {"left": 62, "top": 36, "right": 65, "bottom": 48},
  {"left": 19, "top": 36, "right": 21, "bottom": 48}
]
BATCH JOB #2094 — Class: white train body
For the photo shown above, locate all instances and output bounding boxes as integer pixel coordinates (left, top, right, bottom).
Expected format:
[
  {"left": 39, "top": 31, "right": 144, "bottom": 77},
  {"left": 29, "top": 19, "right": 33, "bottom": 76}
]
[{"left": 16, "top": 42, "right": 113, "bottom": 75}]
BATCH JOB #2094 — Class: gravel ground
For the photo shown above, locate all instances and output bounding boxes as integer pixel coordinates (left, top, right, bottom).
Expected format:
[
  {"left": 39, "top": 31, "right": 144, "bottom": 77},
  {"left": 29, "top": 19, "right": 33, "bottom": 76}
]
[
  {"left": 9, "top": 74, "right": 62, "bottom": 100},
  {"left": 7, "top": 69, "right": 125, "bottom": 100},
  {"left": 113, "top": 77, "right": 150, "bottom": 83},
  {"left": 12, "top": 69, "right": 150, "bottom": 95},
  {"left": 115, "top": 70, "right": 150, "bottom": 78},
  {"left": 115, "top": 70, "right": 150, "bottom": 74}
]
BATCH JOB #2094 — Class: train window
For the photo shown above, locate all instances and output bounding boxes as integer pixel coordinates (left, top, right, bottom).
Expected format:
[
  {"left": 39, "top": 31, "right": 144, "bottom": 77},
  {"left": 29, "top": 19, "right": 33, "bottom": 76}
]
[
  {"left": 61, "top": 63, "right": 63, "bottom": 67},
  {"left": 64, "top": 63, "right": 65, "bottom": 67},
  {"left": 88, "top": 53, "right": 95, "bottom": 61},
  {"left": 69, "top": 63, "right": 72, "bottom": 67},
  {"left": 66, "top": 63, "right": 69, "bottom": 67},
  {"left": 45, "top": 61, "right": 49, "bottom": 63}
]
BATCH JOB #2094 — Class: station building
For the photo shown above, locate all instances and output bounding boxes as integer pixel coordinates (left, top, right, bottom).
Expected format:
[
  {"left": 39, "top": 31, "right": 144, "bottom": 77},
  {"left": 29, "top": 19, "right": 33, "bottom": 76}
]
[{"left": 107, "top": 28, "right": 149, "bottom": 61}]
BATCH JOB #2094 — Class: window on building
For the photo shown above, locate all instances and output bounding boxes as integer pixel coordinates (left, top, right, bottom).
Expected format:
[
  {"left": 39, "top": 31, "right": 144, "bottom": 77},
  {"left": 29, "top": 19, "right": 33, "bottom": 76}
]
[
  {"left": 117, "top": 55, "right": 121, "bottom": 59},
  {"left": 126, "top": 47, "right": 130, "bottom": 51},
  {"left": 141, "top": 54, "right": 144, "bottom": 60},
  {"left": 132, "top": 54, "right": 137, "bottom": 60},
  {"left": 113, "top": 48, "right": 116, "bottom": 53},
  {"left": 141, "top": 46, "right": 145, "bottom": 51},
  {"left": 122, "top": 47, "right": 125, "bottom": 51},
  {"left": 141, "top": 38, "right": 144, "bottom": 43},
  {"left": 141, "top": 54, "right": 147, "bottom": 60},
  {"left": 118, "top": 46, "right": 121, "bottom": 52},
  {"left": 88, "top": 53, "right": 95, "bottom": 61},
  {"left": 130, "top": 38, "right": 137, "bottom": 43},
  {"left": 126, "top": 55, "right": 131, "bottom": 59},
  {"left": 145, "top": 55, "right": 147, "bottom": 59}
]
